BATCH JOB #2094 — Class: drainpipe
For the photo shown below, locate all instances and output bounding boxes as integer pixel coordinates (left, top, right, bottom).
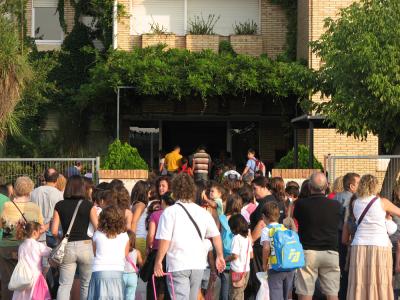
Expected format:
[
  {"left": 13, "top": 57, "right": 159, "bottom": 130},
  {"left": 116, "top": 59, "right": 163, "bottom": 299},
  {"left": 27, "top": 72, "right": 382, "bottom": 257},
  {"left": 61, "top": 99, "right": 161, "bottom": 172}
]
[{"left": 113, "top": 0, "right": 118, "bottom": 49}]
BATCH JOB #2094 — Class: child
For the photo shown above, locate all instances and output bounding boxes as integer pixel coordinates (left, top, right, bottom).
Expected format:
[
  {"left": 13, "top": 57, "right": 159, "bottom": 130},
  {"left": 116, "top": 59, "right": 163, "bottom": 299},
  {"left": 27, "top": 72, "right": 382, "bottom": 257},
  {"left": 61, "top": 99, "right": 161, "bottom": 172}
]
[
  {"left": 226, "top": 214, "right": 253, "bottom": 300},
  {"left": 178, "top": 157, "right": 193, "bottom": 176},
  {"left": 207, "top": 183, "right": 226, "bottom": 216},
  {"left": 13, "top": 221, "right": 51, "bottom": 300},
  {"left": 241, "top": 148, "right": 257, "bottom": 183},
  {"left": 87, "top": 206, "right": 129, "bottom": 300},
  {"left": 261, "top": 202, "right": 295, "bottom": 300},
  {"left": 123, "top": 231, "right": 143, "bottom": 299},
  {"left": 198, "top": 239, "right": 217, "bottom": 300}
]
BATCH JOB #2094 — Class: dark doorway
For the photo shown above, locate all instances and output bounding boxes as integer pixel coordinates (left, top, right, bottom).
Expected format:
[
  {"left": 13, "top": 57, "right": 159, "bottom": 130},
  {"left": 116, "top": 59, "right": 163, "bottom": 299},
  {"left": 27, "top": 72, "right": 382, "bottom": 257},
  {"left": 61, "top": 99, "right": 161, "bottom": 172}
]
[{"left": 162, "top": 121, "right": 227, "bottom": 158}]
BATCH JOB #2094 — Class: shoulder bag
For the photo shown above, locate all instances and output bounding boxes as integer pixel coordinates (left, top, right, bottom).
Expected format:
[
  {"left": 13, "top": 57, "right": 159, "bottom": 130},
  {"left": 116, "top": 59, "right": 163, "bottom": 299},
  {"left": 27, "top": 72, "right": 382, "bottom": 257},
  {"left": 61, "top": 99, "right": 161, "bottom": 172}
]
[
  {"left": 8, "top": 258, "right": 35, "bottom": 291},
  {"left": 231, "top": 238, "right": 251, "bottom": 288},
  {"left": 49, "top": 200, "right": 83, "bottom": 267},
  {"left": 176, "top": 203, "right": 202, "bottom": 240},
  {"left": 356, "top": 196, "right": 378, "bottom": 229}
]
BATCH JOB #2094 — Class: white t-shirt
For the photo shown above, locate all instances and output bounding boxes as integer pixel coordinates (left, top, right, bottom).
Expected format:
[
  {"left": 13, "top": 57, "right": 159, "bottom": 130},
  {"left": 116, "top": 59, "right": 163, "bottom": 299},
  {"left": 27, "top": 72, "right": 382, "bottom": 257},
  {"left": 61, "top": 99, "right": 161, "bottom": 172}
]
[
  {"left": 260, "top": 222, "right": 279, "bottom": 245},
  {"left": 203, "top": 239, "right": 213, "bottom": 267},
  {"left": 93, "top": 231, "right": 129, "bottom": 272},
  {"left": 87, "top": 206, "right": 102, "bottom": 238},
  {"left": 156, "top": 201, "right": 220, "bottom": 272},
  {"left": 124, "top": 249, "right": 138, "bottom": 273},
  {"left": 230, "top": 235, "right": 252, "bottom": 272}
]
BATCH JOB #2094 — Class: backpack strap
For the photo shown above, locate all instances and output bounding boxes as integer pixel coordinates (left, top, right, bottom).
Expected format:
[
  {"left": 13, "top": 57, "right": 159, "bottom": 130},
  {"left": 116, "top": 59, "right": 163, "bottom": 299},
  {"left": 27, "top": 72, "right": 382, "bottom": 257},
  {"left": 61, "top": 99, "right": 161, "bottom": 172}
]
[{"left": 126, "top": 255, "right": 139, "bottom": 273}]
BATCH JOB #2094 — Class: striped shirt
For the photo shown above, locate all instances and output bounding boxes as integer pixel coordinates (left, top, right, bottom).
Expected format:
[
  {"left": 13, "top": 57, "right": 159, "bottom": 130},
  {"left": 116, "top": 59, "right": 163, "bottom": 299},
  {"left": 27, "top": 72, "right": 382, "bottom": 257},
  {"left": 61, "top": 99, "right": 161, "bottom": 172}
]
[{"left": 193, "top": 151, "right": 211, "bottom": 174}]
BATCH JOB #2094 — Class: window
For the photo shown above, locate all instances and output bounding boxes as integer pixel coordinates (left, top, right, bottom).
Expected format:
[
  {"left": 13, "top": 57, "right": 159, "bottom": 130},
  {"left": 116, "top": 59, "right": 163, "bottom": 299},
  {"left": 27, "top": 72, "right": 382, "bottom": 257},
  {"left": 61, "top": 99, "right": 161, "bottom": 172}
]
[{"left": 32, "top": 0, "right": 63, "bottom": 44}]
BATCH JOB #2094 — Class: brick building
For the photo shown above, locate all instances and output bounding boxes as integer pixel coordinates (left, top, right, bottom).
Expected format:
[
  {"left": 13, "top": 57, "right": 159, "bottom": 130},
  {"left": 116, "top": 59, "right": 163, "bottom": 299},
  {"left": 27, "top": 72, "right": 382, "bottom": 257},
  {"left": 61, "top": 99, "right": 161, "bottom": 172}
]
[{"left": 26, "top": 0, "right": 378, "bottom": 170}]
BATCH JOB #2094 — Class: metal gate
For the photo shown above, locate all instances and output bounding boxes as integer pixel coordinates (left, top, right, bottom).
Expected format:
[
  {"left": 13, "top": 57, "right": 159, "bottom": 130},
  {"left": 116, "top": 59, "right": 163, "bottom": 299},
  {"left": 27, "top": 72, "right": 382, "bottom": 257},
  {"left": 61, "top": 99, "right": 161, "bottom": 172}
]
[
  {"left": 326, "top": 155, "right": 400, "bottom": 197},
  {"left": 0, "top": 158, "right": 101, "bottom": 185}
]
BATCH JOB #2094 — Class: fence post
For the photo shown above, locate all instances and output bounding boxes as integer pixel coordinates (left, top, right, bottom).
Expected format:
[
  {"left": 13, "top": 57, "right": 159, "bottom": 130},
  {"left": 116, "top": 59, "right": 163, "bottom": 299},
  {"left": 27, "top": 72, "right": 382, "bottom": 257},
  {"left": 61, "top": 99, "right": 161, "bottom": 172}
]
[{"left": 96, "top": 157, "right": 101, "bottom": 184}]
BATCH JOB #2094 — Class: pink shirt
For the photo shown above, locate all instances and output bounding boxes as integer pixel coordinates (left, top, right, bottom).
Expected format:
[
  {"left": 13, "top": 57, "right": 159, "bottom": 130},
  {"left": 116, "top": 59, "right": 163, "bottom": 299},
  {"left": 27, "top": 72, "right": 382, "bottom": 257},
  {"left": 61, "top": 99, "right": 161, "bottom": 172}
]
[{"left": 150, "top": 209, "right": 163, "bottom": 250}]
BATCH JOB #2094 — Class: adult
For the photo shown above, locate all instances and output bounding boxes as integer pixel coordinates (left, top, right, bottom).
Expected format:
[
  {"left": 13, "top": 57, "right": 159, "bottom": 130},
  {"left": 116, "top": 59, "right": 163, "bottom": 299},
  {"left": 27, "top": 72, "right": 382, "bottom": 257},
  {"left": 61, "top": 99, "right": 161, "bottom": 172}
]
[
  {"left": 56, "top": 174, "right": 67, "bottom": 192},
  {"left": 30, "top": 168, "right": 64, "bottom": 245},
  {"left": 293, "top": 172, "right": 341, "bottom": 300},
  {"left": 347, "top": 175, "right": 400, "bottom": 300},
  {"left": 0, "top": 184, "right": 10, "bottom": 240},
  {"left": 165, "top": 146, "right": 182, "bottom": 176},
  {"left": 246, "top": 177, "right": 278, "bottom": 298},
  {"left": 146, "top": 192, "right": 175, "bottom": 300},
  {"left": 159, "top": 150, "right": 168, "bottom": 176},
  {"left": 130, "top": 180, "right": 151, "bottom": 259},
  {"left": 113, "top": 185, "right": 134, "bottom": 230},
  {"left": 51, "top": 175, "right": 99, "bottom": 300},
  {"left": 65, "top": 161, "right": 82, "bottom": 178},
  {"left": 333, "top": 172, "right": 360, "bottom": 300},
  {"left": 192, "top": 145, "right": 212, "bottom": 182},
  {"left": 238, "top": 184, "right": 256, "bottom": 224},
  {"left": 0, "top": 177, "right": 44, "bottom": 300},
  {"left": 328, "top": 176, "right": 344, "bottom": 200},
  {"left": 154, "top": 173, "right": 225, "bottom": 300}
]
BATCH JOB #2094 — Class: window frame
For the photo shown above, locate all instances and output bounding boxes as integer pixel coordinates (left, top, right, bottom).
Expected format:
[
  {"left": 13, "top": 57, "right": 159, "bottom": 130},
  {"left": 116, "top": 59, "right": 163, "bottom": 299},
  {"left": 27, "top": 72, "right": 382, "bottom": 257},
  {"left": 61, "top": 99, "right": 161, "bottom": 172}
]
[{"left": 31, "top": 0, "right": 64, "bottom": 45}]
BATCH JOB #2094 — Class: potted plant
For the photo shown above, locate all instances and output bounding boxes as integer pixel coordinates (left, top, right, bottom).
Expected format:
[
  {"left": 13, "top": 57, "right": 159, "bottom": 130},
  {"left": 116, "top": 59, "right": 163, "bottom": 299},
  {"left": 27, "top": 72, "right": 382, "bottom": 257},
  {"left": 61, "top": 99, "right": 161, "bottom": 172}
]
[
  {"left": 272, "top": 145, "right": 323, "bottom": 179},
  {"left": 99, "top": 140, "right": 149, "bottom": 191},
  {"left": 186, "top": 14, "right": 220, "bottom": 52},
  {"left": 230, "top": 20, "right": 263, "bottom": 56},
  {"left": 142, "top": 20, "right": 176, "bottom": 49}
]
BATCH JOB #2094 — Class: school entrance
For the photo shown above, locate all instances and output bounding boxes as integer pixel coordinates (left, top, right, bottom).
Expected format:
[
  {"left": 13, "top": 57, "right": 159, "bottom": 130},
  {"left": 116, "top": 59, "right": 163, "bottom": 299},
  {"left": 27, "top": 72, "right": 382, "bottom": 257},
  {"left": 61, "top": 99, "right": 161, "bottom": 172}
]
[{"left": 126, "top": 119, "right": 260, "bottom": 171}]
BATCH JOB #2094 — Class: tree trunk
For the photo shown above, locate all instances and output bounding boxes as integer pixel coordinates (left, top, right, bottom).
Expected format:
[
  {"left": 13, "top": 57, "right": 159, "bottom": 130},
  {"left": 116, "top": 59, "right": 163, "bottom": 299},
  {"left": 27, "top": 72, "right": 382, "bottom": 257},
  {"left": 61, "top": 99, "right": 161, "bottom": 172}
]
[{"left": 380, "top": 144, "right": 400, "bottom": 199}]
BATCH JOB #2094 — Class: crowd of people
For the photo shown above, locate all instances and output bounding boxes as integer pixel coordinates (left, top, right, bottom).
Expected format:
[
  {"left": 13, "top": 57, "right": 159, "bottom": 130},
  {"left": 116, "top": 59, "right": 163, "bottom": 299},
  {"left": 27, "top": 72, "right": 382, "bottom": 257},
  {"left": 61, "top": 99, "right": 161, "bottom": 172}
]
[{"left": 0, "top": 147, "right": 399, "bottom": 300}]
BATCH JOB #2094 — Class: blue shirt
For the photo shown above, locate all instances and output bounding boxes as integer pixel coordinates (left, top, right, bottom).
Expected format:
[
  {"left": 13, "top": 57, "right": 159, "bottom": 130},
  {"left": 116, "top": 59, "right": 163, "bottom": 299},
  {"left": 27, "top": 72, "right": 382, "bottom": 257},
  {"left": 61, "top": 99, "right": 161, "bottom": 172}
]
[{"left": 246, "top": 159, "right": 256, "bottom": 175}]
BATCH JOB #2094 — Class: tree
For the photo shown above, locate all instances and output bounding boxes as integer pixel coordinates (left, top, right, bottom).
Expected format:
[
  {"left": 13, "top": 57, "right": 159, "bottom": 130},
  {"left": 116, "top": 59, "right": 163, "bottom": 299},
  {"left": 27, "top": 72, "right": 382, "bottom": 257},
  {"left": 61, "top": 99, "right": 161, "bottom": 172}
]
[
  {"left": 312, "top": 0, "right": 400, "bottom": 196},
  {"left": 0, "top": 12, "right": 32, "bottom": 142}
]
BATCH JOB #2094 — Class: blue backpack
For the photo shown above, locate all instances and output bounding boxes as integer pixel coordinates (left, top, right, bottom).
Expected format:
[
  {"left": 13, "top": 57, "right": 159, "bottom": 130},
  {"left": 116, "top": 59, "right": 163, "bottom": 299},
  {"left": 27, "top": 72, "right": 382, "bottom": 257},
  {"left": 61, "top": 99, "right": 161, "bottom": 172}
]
[{"left": 267, "top": 224, "right": 305, "bottom": 271}]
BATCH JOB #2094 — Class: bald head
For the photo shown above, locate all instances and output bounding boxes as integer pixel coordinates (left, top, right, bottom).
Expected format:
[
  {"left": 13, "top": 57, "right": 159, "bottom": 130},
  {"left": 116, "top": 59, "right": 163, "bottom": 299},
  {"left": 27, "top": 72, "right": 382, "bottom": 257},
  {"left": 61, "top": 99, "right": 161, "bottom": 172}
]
[
  {"left": 309, "top": 172, "right": 328, "bottom": 194},
  {"left": 45, "top": 168, "right": 59, "bottom": 184}
]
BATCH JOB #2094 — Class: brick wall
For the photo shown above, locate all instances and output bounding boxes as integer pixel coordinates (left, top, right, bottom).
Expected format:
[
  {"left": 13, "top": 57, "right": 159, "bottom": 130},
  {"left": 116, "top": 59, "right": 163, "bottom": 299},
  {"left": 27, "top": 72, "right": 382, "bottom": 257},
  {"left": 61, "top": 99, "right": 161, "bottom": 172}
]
[{"left": 230, "top": 35, "right": 263, "bottom": 56}]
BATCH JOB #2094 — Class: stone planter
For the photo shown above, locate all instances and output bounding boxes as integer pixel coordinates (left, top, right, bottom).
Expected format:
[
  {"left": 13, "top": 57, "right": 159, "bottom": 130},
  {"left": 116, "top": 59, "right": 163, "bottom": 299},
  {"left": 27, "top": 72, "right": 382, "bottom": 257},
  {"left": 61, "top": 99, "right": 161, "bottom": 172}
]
[
  {"left": 230, "top": 35, "right": 263, "bottom": 56},
  {"left": 98, "top": 169, "right": 149, "bottom": 194},
  {"left": 141, "top": 34, "right": 176, "bottom": 49},
  {"left": 186, "top": 35, "right": 219, "bottom": 52}
]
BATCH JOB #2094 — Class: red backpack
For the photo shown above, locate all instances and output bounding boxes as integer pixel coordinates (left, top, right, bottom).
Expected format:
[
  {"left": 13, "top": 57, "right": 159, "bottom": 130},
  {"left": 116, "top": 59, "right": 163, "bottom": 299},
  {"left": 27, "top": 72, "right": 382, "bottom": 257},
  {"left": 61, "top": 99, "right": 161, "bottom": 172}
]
[{"left": 253, "top": 158, "right": 266, "bottom": 176}]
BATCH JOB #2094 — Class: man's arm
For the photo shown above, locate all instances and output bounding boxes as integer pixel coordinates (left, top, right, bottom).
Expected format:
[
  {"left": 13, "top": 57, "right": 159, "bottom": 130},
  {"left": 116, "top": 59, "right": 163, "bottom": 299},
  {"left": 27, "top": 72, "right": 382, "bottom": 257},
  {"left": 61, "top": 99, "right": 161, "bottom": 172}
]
[
  {"left": 154, "top": 239, "right": 170, "bottom": 277},
  {"left": 211, "top": 235, "right": 226, "bottom": 273}
]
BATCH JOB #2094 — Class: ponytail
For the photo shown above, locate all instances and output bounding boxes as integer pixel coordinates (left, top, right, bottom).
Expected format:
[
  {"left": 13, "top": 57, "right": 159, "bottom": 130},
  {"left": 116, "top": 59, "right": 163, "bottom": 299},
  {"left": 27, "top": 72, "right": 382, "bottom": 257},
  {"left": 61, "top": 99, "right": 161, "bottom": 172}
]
[{"left": 15, "top": 221, "right": 41, "bottom": 240}]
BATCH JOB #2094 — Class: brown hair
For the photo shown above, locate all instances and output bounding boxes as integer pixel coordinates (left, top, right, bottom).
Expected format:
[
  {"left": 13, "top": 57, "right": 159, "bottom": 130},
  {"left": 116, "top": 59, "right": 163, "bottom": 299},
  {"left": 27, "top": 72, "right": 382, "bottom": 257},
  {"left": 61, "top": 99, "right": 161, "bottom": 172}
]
[
  {"left": 171, "top": 173, "right": 196, "bottom": 203},
  {"left": 156, "top": 176, "right": 171, "bottom": 198},
  {"left": 98, "top": 206, "right": 126, "bottom": 238},
  {"left": 222, "top": 179, "right": 243, "bottom": 194},
  {"left": 261, "top": 202, "right": 280, "bottom": 223},
  {"left": 343, "top": 173, "right": 360, "bottom": 192},
  {"left": 113, "top": 186, "right": 131, "bottom": 210},
  {"left": 14, "top": 176, "right": 34, "bottom": 197},
  {"left": 64, "top": 175, "right": 86, "bottom": 200},
  {"left": 16, "top": 221, "right": 41, "bottom": 240},
  {"left": 127, "top": 230, "right": 136, "bottom": 251},
  {"left": 252, "top": 176, "right": 269, "bottom": 188},
  {"left": 225, "top": 194, "right": 243, "bottom": 216},
  {"left": 269, "top": 177, "right": 286, "bottom": 202}
]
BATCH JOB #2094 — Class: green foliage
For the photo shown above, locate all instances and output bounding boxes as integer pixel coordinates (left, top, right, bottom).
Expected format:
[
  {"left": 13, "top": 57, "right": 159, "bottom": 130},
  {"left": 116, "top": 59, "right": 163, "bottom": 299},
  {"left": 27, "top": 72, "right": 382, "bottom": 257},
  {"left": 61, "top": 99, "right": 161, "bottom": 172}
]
[
  {"left": 233, "top": 20, "right": 258, "bottom": 35},
  {"left": 57, "top": 0, "right": 67, "bottom": 33},
  {"left": 78, "top": 46, "right": 315, "bottom": 109},
  {"left": 269, "top": 0, "right": 297, "bottom": 60},
  {"left": 276, "top": 145, "right": 323, "bottom": 169},
  {"left": 218, "top": 40, "right": 236, "bottom": 55},
  {"left": 103, "top": 140, "right": 148, "bottom": 170},
  {"left": 188, "top": 14, "right": 220, "bottom": 35},
  {"left": 311, "top": 0, "right": 400, "bottom": 150},
  {"left": 149, "top": 20, "right": 169, "bottom": 34}
]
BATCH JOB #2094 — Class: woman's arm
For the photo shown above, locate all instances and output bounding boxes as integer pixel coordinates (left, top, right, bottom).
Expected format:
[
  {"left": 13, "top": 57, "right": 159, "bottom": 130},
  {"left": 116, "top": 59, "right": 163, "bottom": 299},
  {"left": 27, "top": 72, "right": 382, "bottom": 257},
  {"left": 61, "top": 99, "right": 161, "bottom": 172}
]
[
  {"left": 146, "top": 220, "right": 157, "bottom": 251},
  {"left": 251, "top": 219, "right": 265, "bottom": 242},
  {"left": 51, "top": 210, "right": 60, "bottom": 238},
  {"left": 382, "top": 198, "right": 400, "bottom": 217},
  {"left": 136, "top": 250, "right": 144, "bottom": 267},
  {"left": 89, "top": 207, "right": 99, "bottom": 232},
  {"left": 396, "top": 241, "right": 400, "bottom": 273},
  {"left": 131, "top": 202, "right": 146, "bottom": 233},
  {"left": 125, "top": 209, "right": 133, "bottom": 231}
]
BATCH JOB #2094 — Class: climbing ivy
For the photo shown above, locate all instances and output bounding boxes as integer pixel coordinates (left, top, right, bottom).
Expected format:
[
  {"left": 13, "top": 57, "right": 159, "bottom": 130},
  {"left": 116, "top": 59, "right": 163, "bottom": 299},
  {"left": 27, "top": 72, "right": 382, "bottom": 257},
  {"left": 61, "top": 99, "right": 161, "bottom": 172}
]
[{"left": 269, "top": 0, "right": 297, "bottom": 61}]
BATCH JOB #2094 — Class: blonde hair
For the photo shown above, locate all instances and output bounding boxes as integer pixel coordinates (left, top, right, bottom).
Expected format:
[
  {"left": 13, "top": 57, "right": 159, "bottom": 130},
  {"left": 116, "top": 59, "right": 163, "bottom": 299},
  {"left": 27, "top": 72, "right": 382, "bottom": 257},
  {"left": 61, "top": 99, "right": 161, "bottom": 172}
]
[
  {"left": 332, "top": 176, "right": 344, "bottom": 193},
  {"left": 14, "top": 176, "right": 34, "bottom": 197},
  {"left": 56, "top": 174, "right": 67, "bottom": 192},
  {"left": 356, "top": 174, "right": 379, "bottom": 198}
]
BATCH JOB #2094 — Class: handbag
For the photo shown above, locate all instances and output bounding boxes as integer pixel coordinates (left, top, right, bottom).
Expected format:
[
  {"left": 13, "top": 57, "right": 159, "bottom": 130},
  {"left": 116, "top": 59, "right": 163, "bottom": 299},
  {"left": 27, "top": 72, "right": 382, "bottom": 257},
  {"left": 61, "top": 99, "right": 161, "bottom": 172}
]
[
  {"left": 8, "top": 258, "right": 35, "bottom": 291},
  {"left": 139, "top": 249, "right": 157, "bottom": 282},
  {"left": 49, "top": 200, "right": 83, "bottom": 267},
  {"left": 231, "top": 238, "right": 251, "bottom": 288}
]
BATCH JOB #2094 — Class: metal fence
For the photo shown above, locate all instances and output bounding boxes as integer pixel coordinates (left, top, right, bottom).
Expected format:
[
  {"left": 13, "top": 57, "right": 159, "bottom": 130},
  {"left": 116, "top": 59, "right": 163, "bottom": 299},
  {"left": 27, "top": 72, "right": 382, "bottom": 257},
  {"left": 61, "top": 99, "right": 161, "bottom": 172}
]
[
  {"left": 0, "top": 158, "right": 100, "bottom": 186},
  {"left": 326, "top": 155, "right": 400, "bottom": 198}
]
